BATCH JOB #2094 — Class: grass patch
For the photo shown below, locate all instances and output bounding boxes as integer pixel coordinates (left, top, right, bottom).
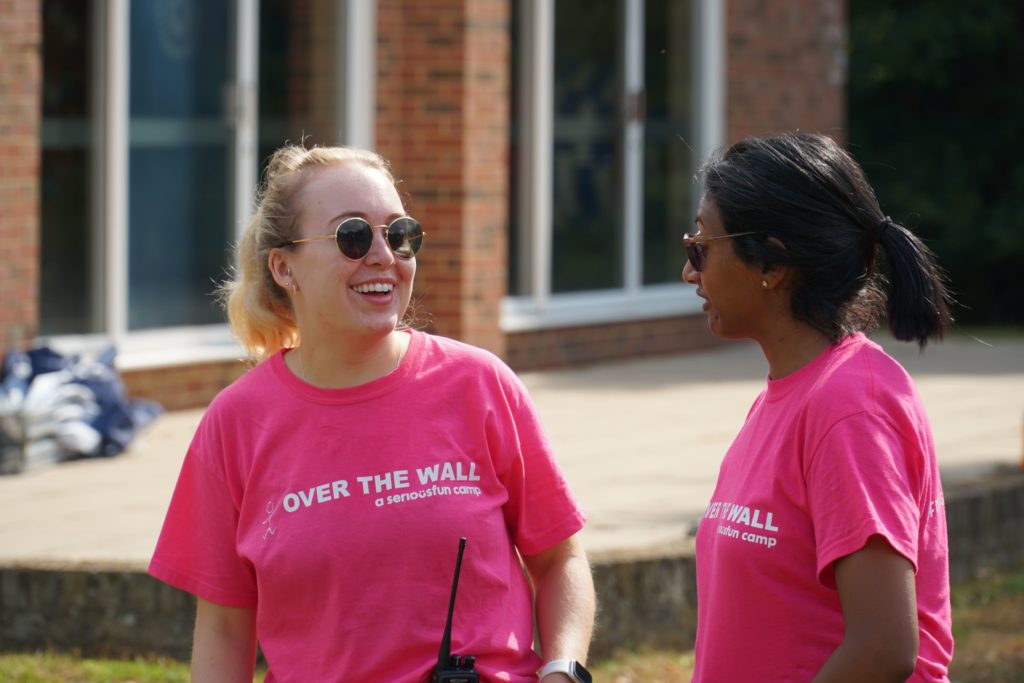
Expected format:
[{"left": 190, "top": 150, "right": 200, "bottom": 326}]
[
  {"left": 589, "top": 649, "right": 694, "bottom": 682},
  {"left": 2, "top": 566, "right": 1022, "bottom": 682},
  {"left": 0, "top": 652, "right": 190, "bottom": 683},
  {"left": 948, "top": 568, "right": 1024, "bottom": 683}
]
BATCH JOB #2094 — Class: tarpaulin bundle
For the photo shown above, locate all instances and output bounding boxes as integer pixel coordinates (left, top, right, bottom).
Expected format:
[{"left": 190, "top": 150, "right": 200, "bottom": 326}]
[{"left": 0, "top": 345, "right": 163, "bottom": 474}]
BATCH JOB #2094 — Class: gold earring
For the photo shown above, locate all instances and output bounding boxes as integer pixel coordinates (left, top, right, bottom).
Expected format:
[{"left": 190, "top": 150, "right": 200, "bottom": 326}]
[{"left": 762, "top": 280, "right": 769, "bottom": 289}]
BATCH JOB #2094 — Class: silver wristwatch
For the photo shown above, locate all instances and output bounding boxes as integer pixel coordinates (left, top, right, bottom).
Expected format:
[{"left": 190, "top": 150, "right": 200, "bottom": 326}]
[{"left": 538, "top": 658, "right": 592, "bottom": 683}]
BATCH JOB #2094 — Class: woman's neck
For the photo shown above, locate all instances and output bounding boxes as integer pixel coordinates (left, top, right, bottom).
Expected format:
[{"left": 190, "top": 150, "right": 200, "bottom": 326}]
[
  {"left": 289, "top": 330, "right": 409, "bottom": 388},
  {"left": 757, "top": 321, "right": 831, "bottom": 380}
]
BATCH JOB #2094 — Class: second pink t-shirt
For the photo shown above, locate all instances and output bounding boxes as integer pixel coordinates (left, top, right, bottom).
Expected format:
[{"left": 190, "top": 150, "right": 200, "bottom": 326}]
[{"left": 693, "top": 333, "right": 953, "bottom": 682}]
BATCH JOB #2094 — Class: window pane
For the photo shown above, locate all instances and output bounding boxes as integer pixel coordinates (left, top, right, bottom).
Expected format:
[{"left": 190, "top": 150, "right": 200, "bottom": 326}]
[
  {"left": 643, "top": 0, "right": 692, "bottom": 284},
  {"left": 127, "top": 0, "right": 233, "bottom": 329},
  {"left": 258, "top": 0, "right": 341, "bottom": 167},
  {"left": 507, "top": 0, "right": 524, "bottom": 295},
  {"left": 551, "top": 0, "right": 623, "bottom": 292},
  {"left": 40, "top": 0, "right": 98, "bottom": 335}
]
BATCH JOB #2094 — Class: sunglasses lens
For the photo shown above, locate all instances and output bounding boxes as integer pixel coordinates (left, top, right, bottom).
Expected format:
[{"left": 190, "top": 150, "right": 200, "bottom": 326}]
[
  {"left": 691, "top": 245, "right": 705, "bottom": 271},
  {"left": 387, "top": 217, "right": 423, "bottom": 259},
  {"left": 336, "top": 218, "right": 373, "bottom": 259},
  {"left": 684, "top": 239, "right": 704, "bottom": 272}
]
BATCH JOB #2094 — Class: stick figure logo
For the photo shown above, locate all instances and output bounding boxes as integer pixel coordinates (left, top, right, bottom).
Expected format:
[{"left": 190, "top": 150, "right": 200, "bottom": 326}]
[{"left": 262, "top": 499, "right": 278, "bottom": 540}]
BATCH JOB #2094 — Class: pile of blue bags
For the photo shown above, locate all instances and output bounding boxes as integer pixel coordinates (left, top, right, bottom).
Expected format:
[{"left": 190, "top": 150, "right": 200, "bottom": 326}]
[{"left": 0, "top": 345, "right": 163, "bottom": 474}]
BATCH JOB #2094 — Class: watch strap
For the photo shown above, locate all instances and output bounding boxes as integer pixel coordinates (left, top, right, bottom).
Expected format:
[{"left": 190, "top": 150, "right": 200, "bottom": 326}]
[{"left": 538, "top": 658, "right": 592, "bottom": 683}]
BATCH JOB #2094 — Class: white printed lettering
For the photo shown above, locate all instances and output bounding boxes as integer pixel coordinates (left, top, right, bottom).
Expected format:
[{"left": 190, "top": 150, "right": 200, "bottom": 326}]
[
  {"left": 316, "top": 483, "right": 331, "bottom": 503},
  {"left": 417, "top": 464, "right": 440, "bottom": 484},
  {"left": 750, "top": 509, "right": 765, "bottom": 529},
  {"left": 441, "top": 462, "right": 456, "bottom": 481}
]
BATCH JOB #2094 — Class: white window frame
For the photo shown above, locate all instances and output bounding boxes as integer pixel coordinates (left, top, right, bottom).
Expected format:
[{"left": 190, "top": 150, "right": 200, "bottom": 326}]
[
  {"left": 501, "top": 0, "right": 724, "bottom": 332},
  {"left": 43, "top": 0, "right": 376, "bottom": 370}
]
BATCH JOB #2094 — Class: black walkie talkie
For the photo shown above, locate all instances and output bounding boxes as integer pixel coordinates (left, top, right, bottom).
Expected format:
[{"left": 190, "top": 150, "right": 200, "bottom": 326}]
[{"left": 431, "top": 537, "right": 479, "bottom": 682}]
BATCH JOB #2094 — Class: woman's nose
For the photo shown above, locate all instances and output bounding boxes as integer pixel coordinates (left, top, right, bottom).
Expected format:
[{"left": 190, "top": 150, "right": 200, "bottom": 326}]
[
  {"left": 363, "top": 226, "right": 396, "bottom": 265},
  {"left": 682, "top": 259, "right": 699, "bottom": 284}
]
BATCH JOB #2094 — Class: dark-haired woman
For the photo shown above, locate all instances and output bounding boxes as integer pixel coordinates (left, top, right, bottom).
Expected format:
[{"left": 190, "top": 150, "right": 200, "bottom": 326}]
[{"left": 685, "top": 132, "right": 954, "bottom": 682}]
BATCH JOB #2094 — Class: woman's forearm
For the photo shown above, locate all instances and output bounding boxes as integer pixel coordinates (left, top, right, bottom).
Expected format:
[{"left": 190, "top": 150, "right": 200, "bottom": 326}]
[
  {"left": 524, "top": 534, "right": 596, "bottom": 662},
  {"left": 191, "top": 597, "right": 258, "bottom": 683}
]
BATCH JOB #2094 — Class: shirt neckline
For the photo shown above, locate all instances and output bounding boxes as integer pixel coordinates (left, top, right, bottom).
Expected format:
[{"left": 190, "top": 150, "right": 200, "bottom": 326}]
[
  {"left": 271, "top": 328, "right": 422, "bottom": 405},
  {"left": 764, "top": 332, "right": 866, "bottom": 402}
]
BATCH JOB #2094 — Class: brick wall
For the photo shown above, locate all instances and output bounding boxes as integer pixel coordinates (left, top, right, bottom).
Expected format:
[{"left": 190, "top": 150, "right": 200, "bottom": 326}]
[
  {"left": 507, "top": 316, "right": 723, "bottom": 372},
  {"left": 376, "top": 0, "right": 509, "bottom": 358},
  {"left": 376, "top": 0, "right": 849, "bottom": 373},
  {"left": 726, "top": 0, "right": 847, "bottom": 143},
  {"left": 0, "top": 0, "right": 41, "bottom": 353},
  {"left": 122, "top": 360, "right": 248, "bottom": 412}
]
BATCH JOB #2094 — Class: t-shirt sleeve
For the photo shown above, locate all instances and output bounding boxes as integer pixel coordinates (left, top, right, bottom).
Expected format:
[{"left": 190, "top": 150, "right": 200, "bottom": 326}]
[
  {"left": 806, "top": 411, "right": 922, "bottom": 587},
  {"left": 488, "top": 370, "right": 586, "bottom": 556},
  {"left": 148, "top": 429, "right": 258, "bottom": 608}
]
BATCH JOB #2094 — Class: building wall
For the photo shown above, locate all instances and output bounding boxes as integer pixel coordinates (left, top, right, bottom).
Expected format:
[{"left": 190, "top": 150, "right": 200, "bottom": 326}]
[
  {"left": 0, "top": 0, "right": 41, "bottom": 353},
  {"left": 122, "top": 360, "right": 248, "bottom": 413},
  {"left": 505, "top": 0, "right": 848, "bottom": 370},
  {"left": 506, "top": 316, "right": 721, "bottom": 372},
  {"left": 726, "top": 0, "right": 847, "bottom": 143},
  {"left": 376, "top": 0, "right": 509, "bottom": 359},
  {"left": 3, "top": 1, "right": 849, "bottom": 410}
]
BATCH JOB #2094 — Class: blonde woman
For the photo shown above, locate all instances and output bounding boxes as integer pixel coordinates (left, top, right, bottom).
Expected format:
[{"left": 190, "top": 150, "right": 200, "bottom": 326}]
[{"left": 150, "top": 145, "right": 595, "bottom": 683}]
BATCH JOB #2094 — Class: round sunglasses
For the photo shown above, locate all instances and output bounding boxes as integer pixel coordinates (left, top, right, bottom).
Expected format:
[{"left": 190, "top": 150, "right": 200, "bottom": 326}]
[
  {"left": 683, "top": 231, "right": 762, "bottom": 271},
  {"left": 282, "top": 216, "right": 425, "bottom": 260}
]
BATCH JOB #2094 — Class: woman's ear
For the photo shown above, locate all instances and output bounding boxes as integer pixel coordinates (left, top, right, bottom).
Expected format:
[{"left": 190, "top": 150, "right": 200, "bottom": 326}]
[
  {"left": 760, "top": 236, "right": 791, "bottom": 290},
  {"left": 268, "top": 248, "right": 296, "bottom": 292},
  {"left": 761, "top": 263, "right": 792, "bottom": 291}
]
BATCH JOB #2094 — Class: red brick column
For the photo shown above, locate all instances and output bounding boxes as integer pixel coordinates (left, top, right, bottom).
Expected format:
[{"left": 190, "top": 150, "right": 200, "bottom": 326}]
[
  {"left": 376, "top": 0, "right": 509, "bottom": 357},
  {"left": 726, "top": 0, "right": 847, "bottom": 143},
  {"left": 0, "top": 0, "right": 41, "bottom": 352}
]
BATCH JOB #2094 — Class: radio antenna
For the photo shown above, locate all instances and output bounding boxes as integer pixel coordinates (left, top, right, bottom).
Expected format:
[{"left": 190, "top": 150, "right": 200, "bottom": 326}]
[{"left": 436, "top": 537, "right": 467, "bottom": 670}]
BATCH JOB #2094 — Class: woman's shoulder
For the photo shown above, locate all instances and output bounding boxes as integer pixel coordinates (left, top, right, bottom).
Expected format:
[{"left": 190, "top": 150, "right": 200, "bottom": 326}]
[
  {"left": 830, "top": 334, "right": 913, "bottom": 388},
  {"left": 810, "top": 334, "right": 919, "bottom": 414},
  {"left": 411, "top": 330, "right": 526, "bottom": 394},
  {"left": 414, "top": 330, "right": 511, "bottom": 371}
]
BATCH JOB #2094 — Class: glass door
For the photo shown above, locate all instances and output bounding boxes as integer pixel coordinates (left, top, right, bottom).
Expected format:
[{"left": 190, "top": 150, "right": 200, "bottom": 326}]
[{"left": 127, "top": 0, "right": 236, "bottom": 330}]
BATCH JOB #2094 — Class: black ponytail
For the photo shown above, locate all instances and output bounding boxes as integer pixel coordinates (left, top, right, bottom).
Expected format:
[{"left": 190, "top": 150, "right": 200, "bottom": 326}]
[{"left": 876, "top": 217, "right": 953, "bottom": 348}]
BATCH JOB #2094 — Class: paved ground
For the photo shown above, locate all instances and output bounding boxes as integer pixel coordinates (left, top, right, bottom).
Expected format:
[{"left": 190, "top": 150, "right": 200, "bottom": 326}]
[{"left": 1, "top": 331, "right": 1021, "bottom": 565}]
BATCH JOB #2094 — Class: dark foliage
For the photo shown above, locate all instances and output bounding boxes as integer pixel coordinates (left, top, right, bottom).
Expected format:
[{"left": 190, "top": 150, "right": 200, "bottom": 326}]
[{"left": 848, "top": 1, "right": 1024, "bottom": 324}]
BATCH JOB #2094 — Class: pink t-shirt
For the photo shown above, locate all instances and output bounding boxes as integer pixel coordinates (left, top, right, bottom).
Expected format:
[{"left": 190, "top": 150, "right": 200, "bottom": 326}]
[
  {"left": 692, "top": 333, "right": 953, "bottom": 682},
  {"left": 149, "top": 330, "right": 586, "bottom": 683}
]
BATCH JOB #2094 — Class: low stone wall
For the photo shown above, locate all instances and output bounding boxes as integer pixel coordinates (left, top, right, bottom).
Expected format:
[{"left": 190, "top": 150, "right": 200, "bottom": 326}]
[
  {"left": 945, "top": 469, "right": 1024, "bottom": 584},
  {"left": 2, "top": 470, "right": 1022, "bottom": 662},
  {"left": 0, "top": 560, "right": 193, "bottom": 660}
]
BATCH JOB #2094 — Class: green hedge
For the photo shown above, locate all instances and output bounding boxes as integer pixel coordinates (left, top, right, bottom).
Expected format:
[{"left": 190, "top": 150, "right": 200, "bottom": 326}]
[{"left": 848, "top": 0, "right": 1024, "bottom": 324}]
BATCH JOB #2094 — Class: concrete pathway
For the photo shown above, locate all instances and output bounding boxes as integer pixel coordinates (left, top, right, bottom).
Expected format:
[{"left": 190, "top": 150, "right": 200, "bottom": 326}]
[{"left": 1, "top": 332, "right": 1021, "bottom": 565}]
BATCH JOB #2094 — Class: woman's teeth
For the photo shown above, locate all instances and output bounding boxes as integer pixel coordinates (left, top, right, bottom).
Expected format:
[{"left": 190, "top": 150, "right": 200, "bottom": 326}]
[{"left": 352, "top": 283, "right": 394, "bottom": 294}]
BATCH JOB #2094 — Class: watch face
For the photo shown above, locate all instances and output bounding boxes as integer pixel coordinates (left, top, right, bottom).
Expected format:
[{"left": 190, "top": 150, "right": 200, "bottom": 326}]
[{"left": 570, "top": 661, "right": 593, "bottom": 683}]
